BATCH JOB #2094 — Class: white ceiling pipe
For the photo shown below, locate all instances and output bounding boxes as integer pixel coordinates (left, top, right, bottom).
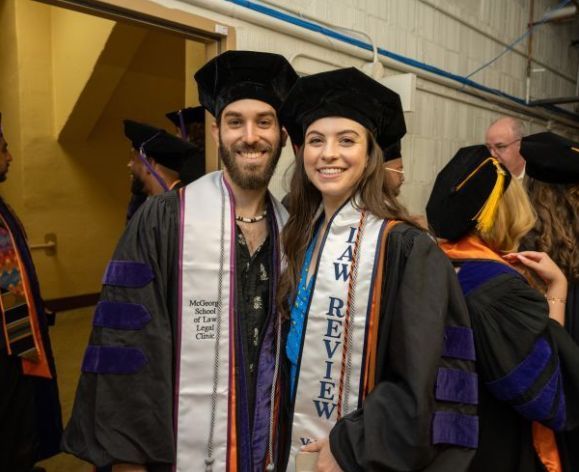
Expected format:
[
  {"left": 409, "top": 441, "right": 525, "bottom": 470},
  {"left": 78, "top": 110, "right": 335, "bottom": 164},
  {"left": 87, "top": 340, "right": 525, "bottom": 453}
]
[
  {"left": 257, "top": 0, "right": 380, "bottom": 64},
  {"left": 534, "top": 4, "right": 578, "bottom": 24},
  {"left": 177, "top": 0, "right": 579, "bottom": 130}
]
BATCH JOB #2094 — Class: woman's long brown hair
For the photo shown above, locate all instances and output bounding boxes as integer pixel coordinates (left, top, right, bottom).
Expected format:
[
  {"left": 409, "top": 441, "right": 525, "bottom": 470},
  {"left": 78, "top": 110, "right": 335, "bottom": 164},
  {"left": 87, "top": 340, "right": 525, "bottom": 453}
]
[
  {"left": 520, "top": 178, "right": 579, "bottom": 283},
  {"left": 277, "top": 131, "right": 414, "bottom": 319}
]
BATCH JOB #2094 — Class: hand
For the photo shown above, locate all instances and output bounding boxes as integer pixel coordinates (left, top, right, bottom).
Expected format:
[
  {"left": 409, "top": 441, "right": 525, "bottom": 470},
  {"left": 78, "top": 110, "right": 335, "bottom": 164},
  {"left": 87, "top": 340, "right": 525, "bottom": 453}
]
[
  {"left": 503, "top": 251, "right": 567, "bottom": 288},
  {"left": 302, "top": 437, "right": 343, "bottom": 472}
]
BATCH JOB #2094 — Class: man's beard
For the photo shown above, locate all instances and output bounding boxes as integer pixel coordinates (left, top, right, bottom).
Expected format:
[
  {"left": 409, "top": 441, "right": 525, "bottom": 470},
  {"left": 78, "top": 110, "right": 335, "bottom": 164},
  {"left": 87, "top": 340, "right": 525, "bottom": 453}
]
[
  {"left": 218, "top": 135, "right": 282, "bottom": 191},
  {"left": 130, "top": 173, "right": 146, "bottom": 195}
]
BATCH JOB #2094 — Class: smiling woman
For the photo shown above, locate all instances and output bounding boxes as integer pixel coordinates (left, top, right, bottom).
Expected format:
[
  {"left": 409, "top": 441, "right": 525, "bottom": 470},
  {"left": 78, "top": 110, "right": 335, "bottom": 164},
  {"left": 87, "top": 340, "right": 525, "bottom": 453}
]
[
  {"left": 277, "top": 68, "right": 479, "bottom": 472},
  {"left": 303, "top": 117, "right": 369, "bottom": 214}
]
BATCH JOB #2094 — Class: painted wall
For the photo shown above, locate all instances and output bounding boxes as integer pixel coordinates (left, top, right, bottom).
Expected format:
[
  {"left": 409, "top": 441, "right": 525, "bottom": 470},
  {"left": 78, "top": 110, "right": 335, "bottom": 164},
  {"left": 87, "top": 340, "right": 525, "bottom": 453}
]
[
  {"left": 0, "top": 0, "right": 205, "bottom": 299},
  {"left": 51, "top": 8, "right": 116, "bottom": 135},
  {"left": 156, "top": 0, "right": 579, "bottom": 212},
  {"left": 0, "top": 0, "right": 23, "bottom": 213}
]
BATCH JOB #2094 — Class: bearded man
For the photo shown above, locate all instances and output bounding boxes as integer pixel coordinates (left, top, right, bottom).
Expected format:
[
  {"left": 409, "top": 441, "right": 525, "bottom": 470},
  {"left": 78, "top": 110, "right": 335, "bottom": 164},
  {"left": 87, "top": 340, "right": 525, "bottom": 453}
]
[
  {"left": 123, "top": 121, "right": 195, "bottom": 222},
  {"left": 62, "top": 51, "right": 297, "bottom": 472}
]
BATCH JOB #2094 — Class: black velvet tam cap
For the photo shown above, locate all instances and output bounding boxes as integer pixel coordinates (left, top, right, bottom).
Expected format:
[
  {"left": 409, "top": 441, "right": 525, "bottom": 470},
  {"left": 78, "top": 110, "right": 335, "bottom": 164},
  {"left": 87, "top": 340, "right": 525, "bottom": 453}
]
[
  {"left": 520, "top": 132, "right": 579, "bottom": 184},
  {"left": 123, "top": 120, "right": 195, "bottom": 172},
  {"left": 124, "top": 120, "right": 162, "bottom": 149},
  {"left": 279, "top": 67, "right": 406, "bottom": 149},
  {"left": 383, "top": 140, "right": 401, "bottom": 162},
  {"left": 426, "top": 145, "right": 512, "bottom": 242},
  {"left": 165, "top": 106, "right": 205, "bottom": 127},
  {"left": 194, "top": 50, "right": 298, "bottom": 118}
]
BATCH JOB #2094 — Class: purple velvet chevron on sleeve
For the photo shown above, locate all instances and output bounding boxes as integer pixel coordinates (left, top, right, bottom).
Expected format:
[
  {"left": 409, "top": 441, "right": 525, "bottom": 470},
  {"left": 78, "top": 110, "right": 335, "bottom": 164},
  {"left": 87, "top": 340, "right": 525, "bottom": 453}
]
[
  {"left": 545, "top": 386, "right": 566, "bottom": 432},
  {"left": 457, "top": 261, "right": 520, "bottom": 296},
  {"left": 93, "top": 301, "right": 152, "bottom": 330},
  {"left": 81, "top": 345, "right": 147, "bottom": 374},
  {"left": 442, "top": 326, "right": 476, "bottom": 361},
  {"left": 102, "top": 260, "right": 154, "bottom": 288},
  {"left": 432, "top": 411, "right": 479, "bottom": 448},
  {"left": 486, "top": 337, "right": 552, "bottom": 402},
  {"left": 435, "top": 368, "right": 479, "bottom": 405},
  {"left": 514, "top": 363, "right": 566, "bottom": 431}
]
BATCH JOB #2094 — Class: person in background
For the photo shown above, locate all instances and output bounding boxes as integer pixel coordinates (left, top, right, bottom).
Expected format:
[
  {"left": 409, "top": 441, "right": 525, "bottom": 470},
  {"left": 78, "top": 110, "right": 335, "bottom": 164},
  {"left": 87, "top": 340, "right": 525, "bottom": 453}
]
[
  {"left": 485, "top": 116, "right": 526, "bottom": 179},
  {"left": 62, "top": 51, "right": 298, "bottom": 472},
  {"left": 427, "top": 144, "right": 579, "bottom": 472},
  {"left": 165, "top": 106, "right": 206, "bottom": 184},
  {"left": 0, "top": 112, "right": 62, "bottom": 472},
  {"left": 279, "top": 68, "right": 477, "bottom": 472},
  {"left": 383, "top": 140, "right": 428, "bottom": 228},
  {"left": 382, "top": 140, "right": 404, "bottom": 196},
  {"left": 519, "top": 131, "right": 579, "bottom": 471},
  {"left": 124, "top": 120, "right": 195, "bottom": 221}
]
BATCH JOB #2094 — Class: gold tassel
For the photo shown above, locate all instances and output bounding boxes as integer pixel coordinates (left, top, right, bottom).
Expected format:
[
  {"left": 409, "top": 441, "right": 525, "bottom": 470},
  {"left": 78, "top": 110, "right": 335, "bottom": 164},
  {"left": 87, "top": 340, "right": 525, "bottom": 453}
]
[
  {"left": 474, "top": 159, "right": 506, "bottom": 232},
  {"left": 455, "top": 157, "right": 507, "bottom": 233}
]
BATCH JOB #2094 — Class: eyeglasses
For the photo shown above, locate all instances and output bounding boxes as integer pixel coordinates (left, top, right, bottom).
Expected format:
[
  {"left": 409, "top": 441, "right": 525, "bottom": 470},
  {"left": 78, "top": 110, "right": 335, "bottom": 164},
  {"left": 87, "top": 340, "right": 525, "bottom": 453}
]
[
  {"left": 486, "top": 138, "right": 521, "bottom": 154},
  {"left": 384, "top": 167, "right": 404, "bottom": 175}
]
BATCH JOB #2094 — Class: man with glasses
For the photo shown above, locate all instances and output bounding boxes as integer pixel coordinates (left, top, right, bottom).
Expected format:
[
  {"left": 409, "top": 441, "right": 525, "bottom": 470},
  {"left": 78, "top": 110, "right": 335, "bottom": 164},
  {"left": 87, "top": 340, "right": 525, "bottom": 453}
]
[{"left": 485, "top": 116, "right": 526, "bottom": 179}]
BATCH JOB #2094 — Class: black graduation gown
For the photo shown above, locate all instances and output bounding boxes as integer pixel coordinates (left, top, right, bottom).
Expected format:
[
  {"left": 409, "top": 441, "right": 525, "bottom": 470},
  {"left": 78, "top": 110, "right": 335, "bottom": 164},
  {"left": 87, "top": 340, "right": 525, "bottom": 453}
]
[
  {"left": 179, "top": 149, "right": 205, "bottom": 185},
  {"left": 558, "top": 281, "right": 579, "bottom": 472},
  {"left": 63, "top": 189, "right": 284, "bottom": 471},
  {"left": 452, "top": 260, "right": 579, "bottom": 472},
  {"left": 321, "top": 224, "right": 478, "bottom": 471},
  {"left": 0, "top": 198, "right": 62, "bottom": 471},
  {"left": 564, "top": 282, "right": 579, "bottom": 343},
  {"left": 63, "top": 192, "right": 180, "bottom": 471}
]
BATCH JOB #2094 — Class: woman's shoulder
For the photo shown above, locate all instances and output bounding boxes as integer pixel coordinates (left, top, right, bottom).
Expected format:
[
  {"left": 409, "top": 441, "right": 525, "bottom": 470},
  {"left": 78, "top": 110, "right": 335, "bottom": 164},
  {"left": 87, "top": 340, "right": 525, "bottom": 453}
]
[
  {"left": 384, "top": 220, "right": 424, "bottom": 238},
  {"left": 384, "top": 220, "right": 437, "bottom": 253},
  {"left": 456, "top": 261, "right": 523, "bottom": 297},
  {"left": 375, "top": 220, "right": 452, "bottom": 275}
]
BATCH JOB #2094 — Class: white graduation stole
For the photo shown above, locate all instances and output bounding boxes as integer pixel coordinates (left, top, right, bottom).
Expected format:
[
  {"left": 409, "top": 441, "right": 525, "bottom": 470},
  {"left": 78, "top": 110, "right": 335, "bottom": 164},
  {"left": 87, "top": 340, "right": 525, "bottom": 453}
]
[
  {"left": 290, "top": 201, "right": 386, "bottom": 469},
  {"left": 176, "top": 171, "right": 287, "bottom": 471}
]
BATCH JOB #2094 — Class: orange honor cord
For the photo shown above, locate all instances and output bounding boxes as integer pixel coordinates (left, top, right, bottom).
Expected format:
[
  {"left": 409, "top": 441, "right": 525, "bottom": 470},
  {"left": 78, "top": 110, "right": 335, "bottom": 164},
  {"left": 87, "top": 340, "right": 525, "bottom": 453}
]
[
  {"left": 532, "top": 422, "right": 562, "bottom": 472},
  {"left": 336, "top": 211, "right": 366, "bottom": 418}
]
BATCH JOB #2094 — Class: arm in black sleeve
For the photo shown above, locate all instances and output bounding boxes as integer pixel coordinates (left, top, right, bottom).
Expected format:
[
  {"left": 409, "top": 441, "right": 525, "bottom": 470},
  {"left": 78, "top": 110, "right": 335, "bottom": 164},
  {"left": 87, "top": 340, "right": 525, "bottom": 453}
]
[
  {"left": 467, "top": 272, "right": 579, "bottom": 432},
  {"left": 548, "top": 319, "right": 579, "bottom": 430},
  {"left": 62, "top": 193, "right": 180, "bottom": 467},
  {"left": 330, "top": 228, "right": 477, "bottom": 471}
]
